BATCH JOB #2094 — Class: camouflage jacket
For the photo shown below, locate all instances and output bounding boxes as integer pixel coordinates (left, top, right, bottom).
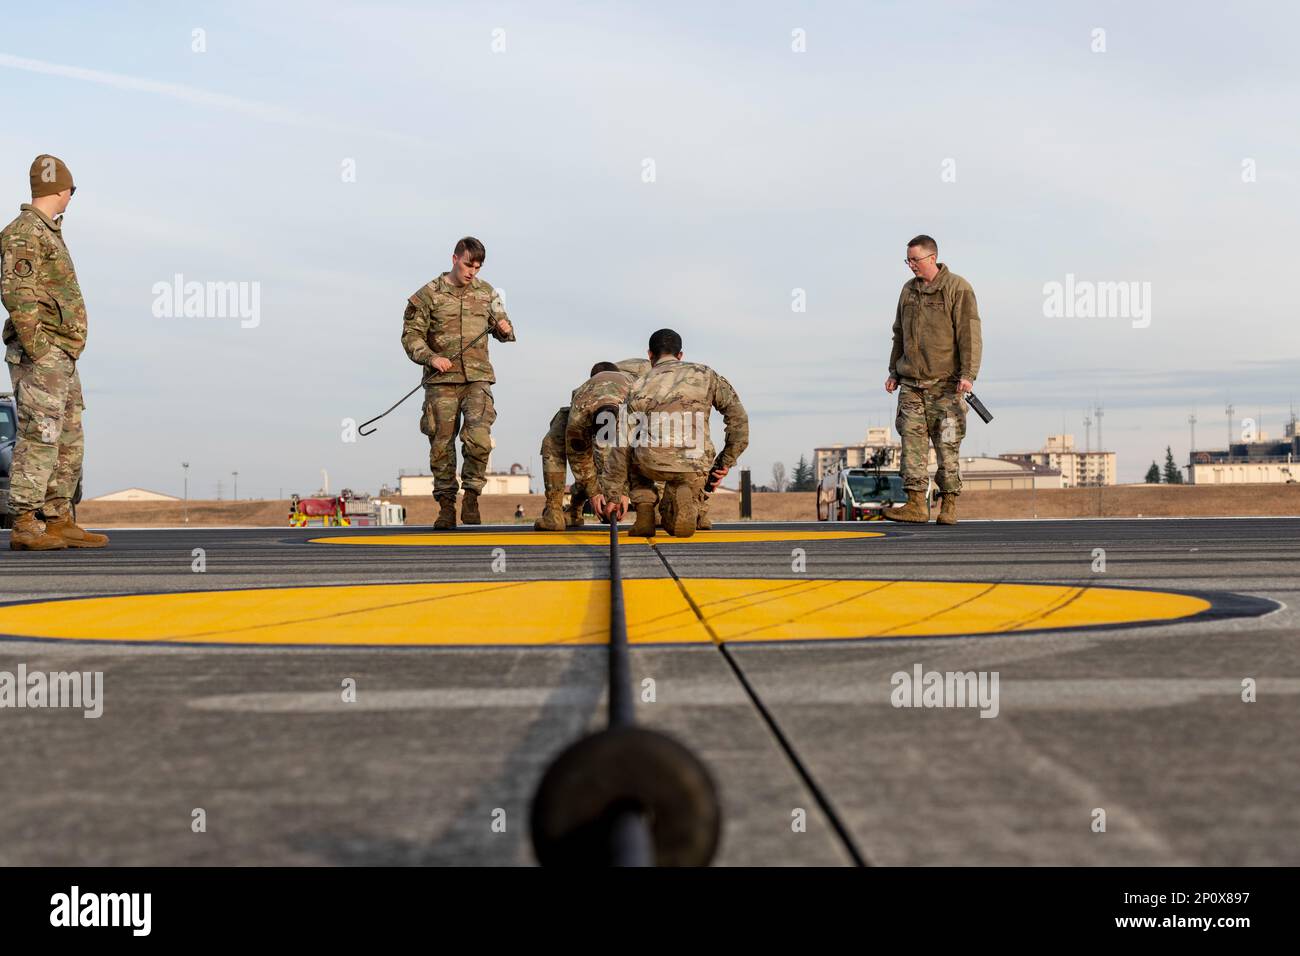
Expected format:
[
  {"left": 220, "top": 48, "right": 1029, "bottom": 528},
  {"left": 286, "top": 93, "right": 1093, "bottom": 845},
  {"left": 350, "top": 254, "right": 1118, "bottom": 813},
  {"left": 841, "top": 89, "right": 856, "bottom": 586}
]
[
  {"left": 615, "top": 357, "right": 651, "bottom": 378},
  {"left": 401, "top": 273, "right": 514, "bottom": 385},
  {"left": 597, "top": 357, "right": 748, "bottom": 499},
  {"left": 1, "top": 204, "right": 88, "bottom": 361},
  {"left": 889, "top": 263, "right": 982, "bottom": 386},
  {"left": 565, "top": 369, "right": 637, "bottom": 490}
]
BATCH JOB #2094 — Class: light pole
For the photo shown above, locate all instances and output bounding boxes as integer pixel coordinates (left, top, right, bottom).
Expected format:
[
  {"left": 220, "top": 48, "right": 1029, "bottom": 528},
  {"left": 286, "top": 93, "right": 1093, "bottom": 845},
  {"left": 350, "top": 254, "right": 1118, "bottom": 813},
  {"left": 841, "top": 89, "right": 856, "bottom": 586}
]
[
  {"left": 182, "top": 461, "right": 189, "bottom": 523},
  {"left": 1226, "top": 402, "right": 1234, "bottom": 450},
  {"left": 232, "top": 470, "right": 238, "bottom": 501}
]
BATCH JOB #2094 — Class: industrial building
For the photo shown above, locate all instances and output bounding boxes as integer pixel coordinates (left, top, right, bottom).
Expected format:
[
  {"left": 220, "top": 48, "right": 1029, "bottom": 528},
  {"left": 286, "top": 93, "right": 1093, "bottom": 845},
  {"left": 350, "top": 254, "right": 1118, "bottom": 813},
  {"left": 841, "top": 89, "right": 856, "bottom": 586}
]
[{"left": 1189, "top": 418, "right": 1299, "bottom": 484}]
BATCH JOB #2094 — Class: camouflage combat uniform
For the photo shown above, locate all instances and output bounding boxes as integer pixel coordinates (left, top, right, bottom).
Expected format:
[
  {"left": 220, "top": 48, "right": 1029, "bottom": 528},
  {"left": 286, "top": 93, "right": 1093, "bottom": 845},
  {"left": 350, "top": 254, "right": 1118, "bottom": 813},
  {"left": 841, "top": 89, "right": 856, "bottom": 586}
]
[
  {"left": 1, "top": 203, "right": 88, "bottom": 518},
  {"left": 888, "top": 263, "right": 982, "bottom": 495},
  {"left": 566, "top": 369, "right": 639, "bottom": 494},
  {"left": 401, "top": 273, "right": 514, "bottom": 500},
  {"left": 537, "top": 357, "right": 650, "bottom": 499},
  {"left": 596, "top": 357, "right": 747, "bottom": 525}
]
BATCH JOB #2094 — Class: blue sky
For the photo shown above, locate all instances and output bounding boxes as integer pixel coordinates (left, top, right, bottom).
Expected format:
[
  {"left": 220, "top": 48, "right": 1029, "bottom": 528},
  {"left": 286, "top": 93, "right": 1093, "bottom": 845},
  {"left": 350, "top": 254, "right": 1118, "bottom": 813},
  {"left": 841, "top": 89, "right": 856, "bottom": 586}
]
[{"left": 3, "top": 0, "right": 1297, "bottom": 497}]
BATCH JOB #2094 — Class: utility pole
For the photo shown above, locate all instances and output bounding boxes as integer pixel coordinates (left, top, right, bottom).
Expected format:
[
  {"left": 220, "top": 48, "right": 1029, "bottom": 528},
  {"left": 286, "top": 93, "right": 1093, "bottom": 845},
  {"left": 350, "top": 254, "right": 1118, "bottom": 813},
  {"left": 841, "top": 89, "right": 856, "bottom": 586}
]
[
  {"left": 1188, "top": 413, "right": 1197, "bottom": 454},
  {"left": 1094, "top": 404, "right": 1104, "bottom": 453},
  {"left": 182, "top": 462, "right": 190, "bottom": 523},
  {"left": 232, "top": 470, "right": 238, "bottom": 501},
  {"left": 1083, "top": 412, "right": 1092, "bottom": 454},
  {"left": 1226, "top": 402, "right": 1235, "bottom": 451}
]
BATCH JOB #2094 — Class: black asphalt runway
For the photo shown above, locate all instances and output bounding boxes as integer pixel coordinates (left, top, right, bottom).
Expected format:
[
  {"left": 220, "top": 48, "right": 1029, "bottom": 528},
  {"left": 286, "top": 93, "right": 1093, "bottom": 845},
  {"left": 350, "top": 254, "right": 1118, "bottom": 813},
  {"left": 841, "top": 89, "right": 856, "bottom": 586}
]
[{"left": 0, "top": 518, "right": 1296, "bottom": 865}]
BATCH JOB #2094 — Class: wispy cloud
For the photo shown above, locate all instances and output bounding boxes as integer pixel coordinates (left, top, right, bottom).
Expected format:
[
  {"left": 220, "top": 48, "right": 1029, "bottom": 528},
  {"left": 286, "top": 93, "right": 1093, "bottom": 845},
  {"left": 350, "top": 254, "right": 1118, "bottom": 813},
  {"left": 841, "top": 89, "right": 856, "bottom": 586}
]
[{"left": 0, "top": 52, "right": 416, "bottom": 144}]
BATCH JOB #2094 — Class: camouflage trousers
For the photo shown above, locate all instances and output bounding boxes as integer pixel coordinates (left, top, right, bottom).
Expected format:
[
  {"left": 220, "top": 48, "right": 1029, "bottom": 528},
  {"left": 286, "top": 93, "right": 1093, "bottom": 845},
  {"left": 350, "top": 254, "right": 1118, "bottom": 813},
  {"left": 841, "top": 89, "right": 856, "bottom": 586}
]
[
  {"left": 895, "top": 381, "right": 966, "bottom": 494},
  {"left": 539, "top": 406, "right": 571, "bottom": 496},
  {"left": 627, "top": 461, "right": 706, "bottom": 517},
  {"left": 542, "top": 410, "right": 711, "bottom": 520},
  {"left": 421, "top": 382, "right": 496, "bottom": 499},
  {"left": 6, "top": 343, "right": 83, "bottom": 516}
]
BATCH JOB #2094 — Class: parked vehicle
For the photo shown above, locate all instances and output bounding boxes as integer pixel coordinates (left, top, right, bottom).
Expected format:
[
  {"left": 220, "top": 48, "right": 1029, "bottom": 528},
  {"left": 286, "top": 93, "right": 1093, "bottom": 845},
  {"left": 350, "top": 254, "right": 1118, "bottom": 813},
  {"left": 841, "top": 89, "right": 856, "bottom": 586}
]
[{"left": 816, "top": 466, "right": 931, "bottom": 521}]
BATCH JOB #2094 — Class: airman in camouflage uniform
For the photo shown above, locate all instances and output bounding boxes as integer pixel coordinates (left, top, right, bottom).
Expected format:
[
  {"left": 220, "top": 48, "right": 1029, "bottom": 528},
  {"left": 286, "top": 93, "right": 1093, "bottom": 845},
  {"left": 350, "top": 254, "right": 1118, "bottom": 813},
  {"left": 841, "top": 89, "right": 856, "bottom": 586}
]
[
  {"left": 884, "top": 235, "right": 982, "bottom": 526},
  {"left": 2, "top": 155, "right": 107, "bottom": 551},
  {"left": 592, "top": 329, "right": 747, "bottom": 538},
  {"left": 534, "top": 356, "right": 649, "bottom": 530},
  {"left": 401, "top": 237, "right": 514, "bottom": 529}
]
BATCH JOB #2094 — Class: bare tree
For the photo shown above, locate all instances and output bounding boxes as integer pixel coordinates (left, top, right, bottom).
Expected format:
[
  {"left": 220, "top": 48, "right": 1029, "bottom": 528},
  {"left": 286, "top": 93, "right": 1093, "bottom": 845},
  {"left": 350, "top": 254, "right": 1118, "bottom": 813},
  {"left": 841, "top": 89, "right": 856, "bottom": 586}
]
[{"left": 771, "top": 461, "right": 788, "bottom": 493}]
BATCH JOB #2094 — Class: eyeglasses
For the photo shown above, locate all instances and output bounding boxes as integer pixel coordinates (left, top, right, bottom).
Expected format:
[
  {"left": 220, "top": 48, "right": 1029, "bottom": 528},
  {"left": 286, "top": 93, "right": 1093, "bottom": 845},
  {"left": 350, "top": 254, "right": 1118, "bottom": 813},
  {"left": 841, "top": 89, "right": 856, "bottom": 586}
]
[{"left": 904, "top": 253, "right": 936, "bottom": 265}]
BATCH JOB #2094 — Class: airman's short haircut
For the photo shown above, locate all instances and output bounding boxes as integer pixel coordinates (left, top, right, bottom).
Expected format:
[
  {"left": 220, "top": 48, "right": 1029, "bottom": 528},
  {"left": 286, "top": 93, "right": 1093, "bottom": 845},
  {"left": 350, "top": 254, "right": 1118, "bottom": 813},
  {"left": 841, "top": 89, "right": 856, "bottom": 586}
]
[
  {"left": 590, "top": 361, "right": 619, "bottom": 376},
  {"left": 648, "top": 328, "right": 682, "bottom": 359},
  {"left": 907, "top": 234, "right": 938, "bottom": 255},
  {"left": 454, "top": 236, "right": 486, "bottom": 264}
]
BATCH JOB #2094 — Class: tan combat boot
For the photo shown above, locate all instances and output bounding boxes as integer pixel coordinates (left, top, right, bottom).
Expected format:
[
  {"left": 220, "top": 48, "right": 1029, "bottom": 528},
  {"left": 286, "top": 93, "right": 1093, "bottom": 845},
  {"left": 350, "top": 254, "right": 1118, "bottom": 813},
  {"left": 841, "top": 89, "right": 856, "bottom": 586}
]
[
  {"left": 44, "top": 514, "right": 110, "bottom": 548},
  {"left": 696, "top": 499, "right": 712, "bottom": 531},
  {"left": 460, "top": 490, "right": 481, "bottom": 525},
  {"left": 936, "top": 494, "right": 958, "bottom": 525},
  {"left": 883, "top": 489, "right": 930, "bottom": 524},
  {"left": 433, "top": 496, "right": 457, "bottom": 530},
  {"left": 9, "top": 512, "right": 69, "bottom": 551},
  {"left": 630, "top": 504, "right": 656, "bottom": 538},
  {"left": 662, "top": 483, "right": 698, "bottom": 538},
  {"left": 533, "top": 491, "right": 566, "bottom": 531},
  {"left": 566, "top": 488, "right": 586, "bottom": 529}
]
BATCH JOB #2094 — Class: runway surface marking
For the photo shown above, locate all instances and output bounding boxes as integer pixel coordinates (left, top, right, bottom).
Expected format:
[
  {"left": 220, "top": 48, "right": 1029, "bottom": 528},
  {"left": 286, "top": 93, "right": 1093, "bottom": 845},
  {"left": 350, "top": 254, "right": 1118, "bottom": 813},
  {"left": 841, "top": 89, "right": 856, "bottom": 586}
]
[
  {"left": 0, "top": 579, "right": 1212, "bottom": 646},
  {"left": 306, "top": 529, "right": 886, "bottom": 546}
]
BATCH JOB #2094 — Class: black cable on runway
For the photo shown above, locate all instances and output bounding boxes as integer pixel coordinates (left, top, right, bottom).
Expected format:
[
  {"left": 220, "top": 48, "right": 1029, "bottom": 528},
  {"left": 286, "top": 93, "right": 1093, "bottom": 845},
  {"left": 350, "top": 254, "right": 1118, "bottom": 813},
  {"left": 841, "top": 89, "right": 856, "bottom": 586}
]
[
  {"left": 648, "top": 542, "right": 870, "bottom": 868},
  {"left": 604, "top": 515, "right": 654, "bottom": 866},
  {"left": 529, "top": 515, "right": 722, "bottom": 867}
]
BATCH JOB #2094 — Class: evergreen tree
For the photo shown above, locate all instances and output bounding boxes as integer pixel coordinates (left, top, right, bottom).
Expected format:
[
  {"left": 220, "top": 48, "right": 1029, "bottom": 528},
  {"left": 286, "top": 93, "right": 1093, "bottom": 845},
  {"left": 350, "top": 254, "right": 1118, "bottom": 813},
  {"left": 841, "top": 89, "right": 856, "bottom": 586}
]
[
  {"left": 791, "top": 454, "right": 816, "bottom": 491},
  {"left": 1144, "top": 461, "right": 1161, "bottom": 484},
  {"left": 1162, "top": 446, "right": 1184, "bottom": 484}
]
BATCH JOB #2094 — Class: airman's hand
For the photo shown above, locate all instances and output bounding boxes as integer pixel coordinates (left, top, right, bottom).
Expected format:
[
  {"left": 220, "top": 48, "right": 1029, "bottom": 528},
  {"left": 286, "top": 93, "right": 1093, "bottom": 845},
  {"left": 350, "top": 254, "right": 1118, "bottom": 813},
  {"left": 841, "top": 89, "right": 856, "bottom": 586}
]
[
  {"left": 429, "top": 356, "right": 453, "bottom": 373},
  {"left": 590, "top": 493, "right": 630, "bottom": 520},
  {"left": 885, "top": 376, "right": 898, "bottom": 394},
  {"left": 495, "top": 318, "right": 513, "bottom": 337},
  {"left": 957, "top": 378, "right": 973, "bottom": 394},
  {"left": 709, "top": 465, "right": 729, "bottom": 486}
]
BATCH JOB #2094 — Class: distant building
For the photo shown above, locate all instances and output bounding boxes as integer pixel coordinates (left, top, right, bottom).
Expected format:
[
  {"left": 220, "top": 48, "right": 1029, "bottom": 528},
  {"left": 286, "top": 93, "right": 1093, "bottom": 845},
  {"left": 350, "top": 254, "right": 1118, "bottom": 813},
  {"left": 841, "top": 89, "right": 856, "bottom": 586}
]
[
  {"left": 397, "top": 438, "right": 533, "bottom": 495},
  {"left": 950, "top": 457, "right": 1062, "bottom": 491},
  {"left": 397, "top": 472, "right": 531, "bottom": 496},
  {"left": 89, "top": 488, "right": 181, "bottom": 502},
  {"left": 815, "top": 426, "right": 914, "bottom": 483},
  {"left": 1189, "top": 417, "right": 1299, "bottom": 484},
  {"left": 999, "top": 434, "right": 1116, "bottom": 487}
]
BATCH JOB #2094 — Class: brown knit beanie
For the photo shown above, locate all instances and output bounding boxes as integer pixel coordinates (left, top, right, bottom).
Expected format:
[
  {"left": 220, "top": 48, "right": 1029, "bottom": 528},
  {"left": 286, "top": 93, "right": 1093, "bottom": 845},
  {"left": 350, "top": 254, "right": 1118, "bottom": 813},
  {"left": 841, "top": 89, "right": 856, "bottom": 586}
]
[{"left": 30, "top": 154, "right": 75, "bottom": 198}]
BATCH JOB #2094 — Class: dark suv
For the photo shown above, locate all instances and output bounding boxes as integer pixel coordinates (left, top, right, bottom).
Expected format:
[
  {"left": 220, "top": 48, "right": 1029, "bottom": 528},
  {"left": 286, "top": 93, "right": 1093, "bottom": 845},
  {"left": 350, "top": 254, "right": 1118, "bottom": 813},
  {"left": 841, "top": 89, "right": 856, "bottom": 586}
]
[{"left": 0, "top": 391, "right": 82, "bottom": 529}]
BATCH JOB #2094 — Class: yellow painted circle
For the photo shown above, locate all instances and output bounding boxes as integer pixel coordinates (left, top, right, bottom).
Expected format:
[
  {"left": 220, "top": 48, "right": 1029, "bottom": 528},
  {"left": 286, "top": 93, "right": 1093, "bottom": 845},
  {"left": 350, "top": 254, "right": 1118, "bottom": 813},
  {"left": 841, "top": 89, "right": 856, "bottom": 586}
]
[
  {"left": 0, "top": 580, "right": 1212, "bottom": 646},
  {"left": 308, "top": 530, "right": 885, "bottom": 546}
]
